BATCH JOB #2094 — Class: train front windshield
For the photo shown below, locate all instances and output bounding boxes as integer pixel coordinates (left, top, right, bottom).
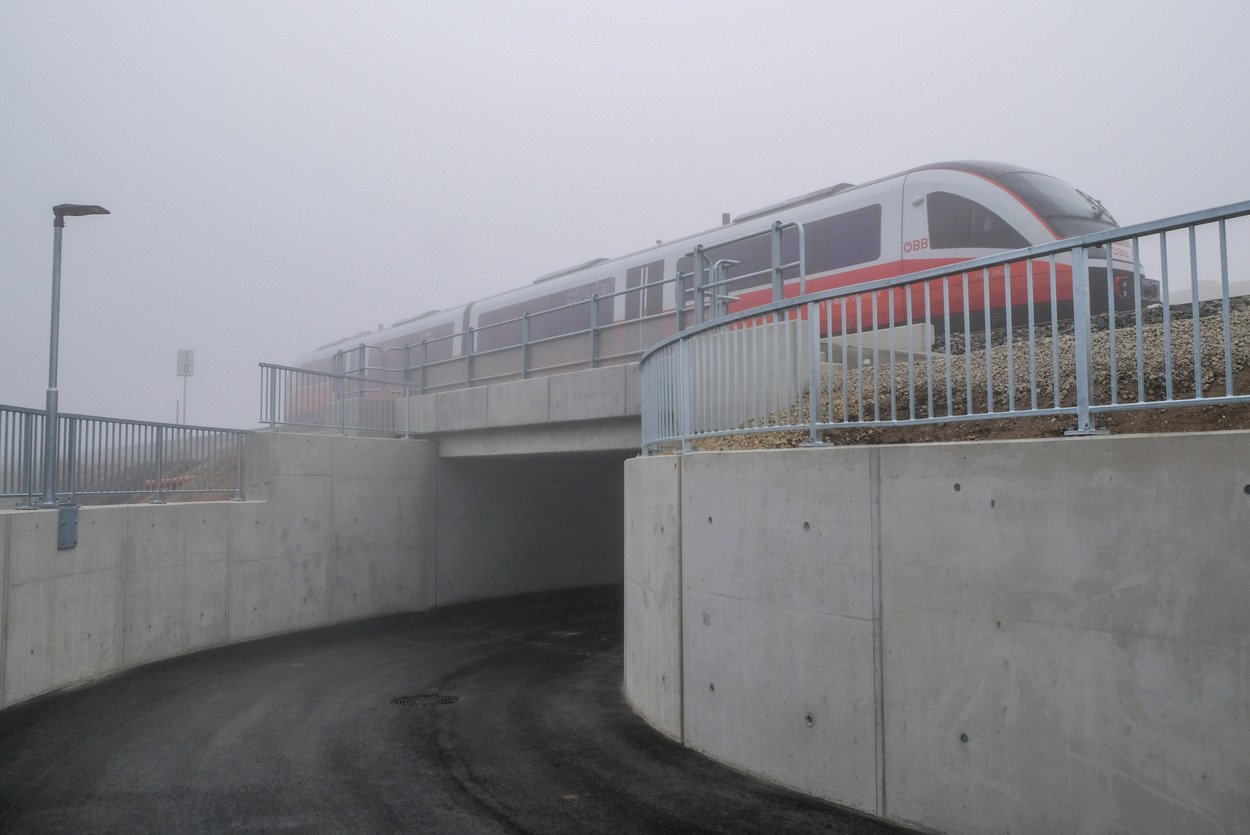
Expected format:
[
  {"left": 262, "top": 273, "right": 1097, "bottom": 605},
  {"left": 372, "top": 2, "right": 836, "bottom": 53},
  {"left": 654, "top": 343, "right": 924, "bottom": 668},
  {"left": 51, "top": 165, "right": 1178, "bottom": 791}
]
[{"left": 998, "top": 172, "right": 1120, "bottom": 239}]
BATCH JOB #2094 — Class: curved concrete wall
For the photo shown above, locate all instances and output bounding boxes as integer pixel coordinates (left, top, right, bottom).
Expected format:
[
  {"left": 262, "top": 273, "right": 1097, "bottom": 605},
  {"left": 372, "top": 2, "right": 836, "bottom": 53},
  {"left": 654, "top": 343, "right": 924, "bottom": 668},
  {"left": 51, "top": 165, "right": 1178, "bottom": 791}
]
[
  {"left": 0, "top": 433, "right": 439, "bottom": 708},
  {"left": 1, "top": 431, "right": 630, "bottom": 710},
  {"left": 625, "top": 432, "right": 1250, "bottom": 834}
]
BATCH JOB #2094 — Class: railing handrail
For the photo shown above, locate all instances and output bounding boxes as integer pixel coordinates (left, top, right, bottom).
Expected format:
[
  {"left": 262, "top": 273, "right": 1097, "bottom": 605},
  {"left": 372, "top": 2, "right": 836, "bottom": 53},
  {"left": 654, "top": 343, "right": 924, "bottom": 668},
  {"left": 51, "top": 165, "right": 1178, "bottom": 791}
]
[{"left": 259, "top": 362, "right": 400, "bottom": 387}]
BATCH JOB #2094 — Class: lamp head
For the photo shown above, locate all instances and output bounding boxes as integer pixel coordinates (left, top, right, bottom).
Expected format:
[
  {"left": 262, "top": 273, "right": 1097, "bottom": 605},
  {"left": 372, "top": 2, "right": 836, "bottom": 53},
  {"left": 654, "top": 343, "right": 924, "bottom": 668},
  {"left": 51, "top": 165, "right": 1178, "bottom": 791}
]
[{"left": 52, "top": 204, "right": 110, "bottom": 227}]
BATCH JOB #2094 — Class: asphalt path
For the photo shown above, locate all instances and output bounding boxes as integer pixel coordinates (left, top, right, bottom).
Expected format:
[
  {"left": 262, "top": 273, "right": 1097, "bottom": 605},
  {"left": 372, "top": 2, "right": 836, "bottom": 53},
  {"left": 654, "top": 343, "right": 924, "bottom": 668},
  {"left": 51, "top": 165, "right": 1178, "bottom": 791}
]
[{"left": 0, "top": 586, "right": 916, "bottom": 834}]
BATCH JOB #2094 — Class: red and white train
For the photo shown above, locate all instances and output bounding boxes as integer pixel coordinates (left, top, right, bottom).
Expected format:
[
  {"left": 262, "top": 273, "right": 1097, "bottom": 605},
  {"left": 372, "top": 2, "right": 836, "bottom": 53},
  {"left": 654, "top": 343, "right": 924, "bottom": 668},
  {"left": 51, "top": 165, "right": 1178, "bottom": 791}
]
[{"left": 299, "top": 160, "right": 1157, "bottom": 384}]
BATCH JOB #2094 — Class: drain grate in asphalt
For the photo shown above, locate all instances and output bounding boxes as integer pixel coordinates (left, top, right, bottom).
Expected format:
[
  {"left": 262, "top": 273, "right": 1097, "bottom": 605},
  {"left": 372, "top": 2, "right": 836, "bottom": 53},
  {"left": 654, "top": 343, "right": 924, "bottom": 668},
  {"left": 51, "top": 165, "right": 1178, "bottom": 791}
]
[{"left": 391, "top": 693, "right": 460, "bottom": 707}]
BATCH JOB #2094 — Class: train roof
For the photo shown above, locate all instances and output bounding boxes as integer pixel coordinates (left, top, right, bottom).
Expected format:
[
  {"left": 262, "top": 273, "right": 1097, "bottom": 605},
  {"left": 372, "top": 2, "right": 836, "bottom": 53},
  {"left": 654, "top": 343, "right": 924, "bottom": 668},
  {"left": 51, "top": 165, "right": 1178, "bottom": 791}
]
[
  {"left": 532, "top": 257, "right": 612, "bottom": 284},
  {"left": 911, "top": 160, "right": 1046, "bottom": 181},
  {"left": 616, "top": 161, "right": 1047, "bottom": 262},
  {"left": 732, "top": 182, "right": 856, "bottom": 224}
]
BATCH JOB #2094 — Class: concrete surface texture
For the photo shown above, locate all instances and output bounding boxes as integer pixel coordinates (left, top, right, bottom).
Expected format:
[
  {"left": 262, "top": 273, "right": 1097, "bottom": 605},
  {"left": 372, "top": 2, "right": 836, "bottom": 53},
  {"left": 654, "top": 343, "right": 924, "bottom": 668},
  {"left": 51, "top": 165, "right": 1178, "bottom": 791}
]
[
  {"left": 0, "top": 587, "right": 917, "bottom": 835},
  {"left": 624, "top": 431, "right": 1250, "bottom": 835},
  {"left": 0, "top": 432, "right": 439, "bottom": 709}
]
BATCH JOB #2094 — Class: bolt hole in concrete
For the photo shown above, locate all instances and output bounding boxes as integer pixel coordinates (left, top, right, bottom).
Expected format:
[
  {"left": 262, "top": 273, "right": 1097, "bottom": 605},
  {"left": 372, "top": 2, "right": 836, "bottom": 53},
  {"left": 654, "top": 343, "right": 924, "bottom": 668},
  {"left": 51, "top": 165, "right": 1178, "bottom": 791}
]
[
  {"left": 954, "top": 483, "right": 961, "bottom": 492},
  {"left": 803, "top": 521, "right": 810, "bottom": 531},
  {"left": 804, "top": 713, "right": 815, "bottom": 728},
  {"left": 960, "top": 733, "right": 969, "bottom": 743}
]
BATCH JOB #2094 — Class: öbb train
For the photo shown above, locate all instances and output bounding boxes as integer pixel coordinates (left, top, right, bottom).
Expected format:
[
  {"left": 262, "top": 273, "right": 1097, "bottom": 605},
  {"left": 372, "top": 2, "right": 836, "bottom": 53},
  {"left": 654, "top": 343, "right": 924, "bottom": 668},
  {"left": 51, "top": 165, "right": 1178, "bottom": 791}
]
[{"left": 299, "top": 160, "right": 1159, "bottom": 385}]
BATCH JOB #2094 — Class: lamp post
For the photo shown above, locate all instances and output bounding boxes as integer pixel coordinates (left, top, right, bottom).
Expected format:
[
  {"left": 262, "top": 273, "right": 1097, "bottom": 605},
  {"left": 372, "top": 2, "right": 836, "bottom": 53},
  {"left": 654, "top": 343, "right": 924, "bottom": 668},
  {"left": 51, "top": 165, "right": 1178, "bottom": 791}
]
[{"left": 40, "top": 203, "right": 110, "bottom": 507}]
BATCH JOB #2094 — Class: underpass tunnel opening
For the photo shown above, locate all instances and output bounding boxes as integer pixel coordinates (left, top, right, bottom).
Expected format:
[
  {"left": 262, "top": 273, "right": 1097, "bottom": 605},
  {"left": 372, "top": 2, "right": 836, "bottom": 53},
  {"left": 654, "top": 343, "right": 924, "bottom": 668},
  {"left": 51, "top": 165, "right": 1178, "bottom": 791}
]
[{"left": 436, "top": 449, "right": 633, "bottom": 607}]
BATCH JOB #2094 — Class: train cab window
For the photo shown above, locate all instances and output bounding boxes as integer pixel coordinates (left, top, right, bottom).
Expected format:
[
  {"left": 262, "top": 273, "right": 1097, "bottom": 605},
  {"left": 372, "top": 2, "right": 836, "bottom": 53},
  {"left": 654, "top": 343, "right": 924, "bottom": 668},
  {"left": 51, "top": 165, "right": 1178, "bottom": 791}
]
[
  {"left": 804, "top": 205, "right": 882, "bottom": 273},
  {"left": 927, "top": 191, "right": 1029, "bottom": 250},
  {"left": 996, "top": 172, "right": 1118, "bottom": 238}
]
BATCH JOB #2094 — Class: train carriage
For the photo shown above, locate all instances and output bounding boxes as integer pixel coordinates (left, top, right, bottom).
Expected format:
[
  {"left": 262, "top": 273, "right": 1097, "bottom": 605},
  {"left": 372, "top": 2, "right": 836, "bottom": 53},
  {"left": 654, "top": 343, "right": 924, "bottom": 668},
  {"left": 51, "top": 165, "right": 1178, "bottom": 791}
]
[{"left": 297, "top": 161, "right": 1159, "bottom": 394}]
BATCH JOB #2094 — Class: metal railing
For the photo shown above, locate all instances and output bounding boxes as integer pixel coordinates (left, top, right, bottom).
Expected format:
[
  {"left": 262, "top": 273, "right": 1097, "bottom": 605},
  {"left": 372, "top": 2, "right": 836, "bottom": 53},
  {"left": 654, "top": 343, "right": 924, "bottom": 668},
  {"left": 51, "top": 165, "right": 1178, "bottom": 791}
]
[
  {"left": 275, "top": 225, "right": 814, "bottom": 434},
  {"left": 320, "top": 266, "right": 747, "bottom": 398},
  {"left": 262, "top": 263, "right": 750, "bottom": 434},
  {"left": 641, "top": 200, "right": 1250, "bottom": 453},
  {"left": 1, "top": 404, "right": 247, "bottom": 507},
  {"left": 260, "top": 363, "right": 419, "bottom": 434}
]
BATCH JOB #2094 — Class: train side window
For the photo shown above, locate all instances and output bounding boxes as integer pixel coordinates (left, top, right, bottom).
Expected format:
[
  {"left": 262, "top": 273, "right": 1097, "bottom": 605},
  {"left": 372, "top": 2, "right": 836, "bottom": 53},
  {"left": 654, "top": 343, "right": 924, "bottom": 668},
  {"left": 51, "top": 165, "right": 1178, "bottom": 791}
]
[
  {"left": 804, "top": 205, "right": 882, "bottom": 274},
  {"left": 927, "top": 191, "right": 1029, "bottom": 250},
  {"left": 476, "top": 276, "right": 615, "bottom": 350},
  {"left": 625, "top": 268, "right": 642, "bottom": 320},
  {"left": 643, "top": 259, "right": 665, "bottom": 317},
  {"left": 706, "top": 235, "right": 771, "bottom": 294},
  {"left": 626, "top": 259, "right": 666, "bottom": 319}
]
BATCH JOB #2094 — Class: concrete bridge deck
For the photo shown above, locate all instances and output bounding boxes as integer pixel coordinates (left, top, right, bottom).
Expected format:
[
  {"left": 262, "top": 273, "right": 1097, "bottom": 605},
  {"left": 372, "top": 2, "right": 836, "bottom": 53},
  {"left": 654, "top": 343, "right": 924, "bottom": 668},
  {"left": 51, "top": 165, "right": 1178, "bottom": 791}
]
[{"left": 399, "top": 363, "right": 642, "bottom": 457}]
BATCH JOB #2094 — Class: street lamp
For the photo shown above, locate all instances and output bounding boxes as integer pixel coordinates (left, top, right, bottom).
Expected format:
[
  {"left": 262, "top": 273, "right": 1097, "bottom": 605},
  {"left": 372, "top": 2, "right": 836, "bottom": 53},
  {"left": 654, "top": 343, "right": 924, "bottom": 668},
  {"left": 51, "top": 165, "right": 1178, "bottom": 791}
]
[{"left": 40, "top": 203, "right": 110, "bottom": 507}]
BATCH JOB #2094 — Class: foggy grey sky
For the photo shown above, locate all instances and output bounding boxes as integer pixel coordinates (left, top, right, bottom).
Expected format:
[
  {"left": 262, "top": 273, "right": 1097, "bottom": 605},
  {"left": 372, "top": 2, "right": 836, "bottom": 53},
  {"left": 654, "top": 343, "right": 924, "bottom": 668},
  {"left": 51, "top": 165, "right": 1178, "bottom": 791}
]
[{"left": 3, "top": 0, "right": 1248, "bottom": 428}]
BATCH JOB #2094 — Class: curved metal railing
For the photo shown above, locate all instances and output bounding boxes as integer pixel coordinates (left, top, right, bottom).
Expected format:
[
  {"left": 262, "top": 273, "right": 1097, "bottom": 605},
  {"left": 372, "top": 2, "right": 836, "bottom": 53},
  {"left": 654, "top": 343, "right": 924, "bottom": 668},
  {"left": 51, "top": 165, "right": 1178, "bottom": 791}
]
[{"left": 640, "top": 201, "right": 1250, "bottom": 453}]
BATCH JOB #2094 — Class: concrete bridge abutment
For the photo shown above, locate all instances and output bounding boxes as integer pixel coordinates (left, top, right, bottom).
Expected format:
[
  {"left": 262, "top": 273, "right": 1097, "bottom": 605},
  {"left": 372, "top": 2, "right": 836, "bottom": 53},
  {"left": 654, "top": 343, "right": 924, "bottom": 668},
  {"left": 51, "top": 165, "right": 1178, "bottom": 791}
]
[{"left": 624, "top": 432, "right": 1250, "bottom": 834}]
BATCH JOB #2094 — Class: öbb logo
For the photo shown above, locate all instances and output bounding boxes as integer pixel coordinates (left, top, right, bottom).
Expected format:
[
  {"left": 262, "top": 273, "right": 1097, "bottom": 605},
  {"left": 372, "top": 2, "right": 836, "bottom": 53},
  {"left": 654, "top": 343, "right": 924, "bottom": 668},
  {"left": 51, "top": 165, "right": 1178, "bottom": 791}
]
[{"left": 903, "top": 238, "right": 929, "bottom": 253}]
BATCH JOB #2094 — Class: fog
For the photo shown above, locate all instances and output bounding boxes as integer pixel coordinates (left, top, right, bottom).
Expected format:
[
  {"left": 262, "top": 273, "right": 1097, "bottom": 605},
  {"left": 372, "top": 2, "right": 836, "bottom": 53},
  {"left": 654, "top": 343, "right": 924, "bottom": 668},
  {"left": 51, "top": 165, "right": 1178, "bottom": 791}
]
[{"left": 2, "top": 0, "right": 1248, "bottom": 428}]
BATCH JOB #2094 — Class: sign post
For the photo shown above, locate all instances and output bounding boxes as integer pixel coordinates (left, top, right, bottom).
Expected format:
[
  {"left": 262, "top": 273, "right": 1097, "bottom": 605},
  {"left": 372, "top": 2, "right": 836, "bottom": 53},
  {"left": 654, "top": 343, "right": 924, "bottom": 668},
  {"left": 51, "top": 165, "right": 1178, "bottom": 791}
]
[{"left": 177, "top": 349, "right": 194, "bottom": 424}]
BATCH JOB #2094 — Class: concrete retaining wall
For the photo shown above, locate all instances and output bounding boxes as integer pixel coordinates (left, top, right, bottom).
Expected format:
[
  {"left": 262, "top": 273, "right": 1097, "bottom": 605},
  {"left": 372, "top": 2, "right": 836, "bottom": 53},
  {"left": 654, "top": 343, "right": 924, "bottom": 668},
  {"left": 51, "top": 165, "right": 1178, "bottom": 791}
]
[
  {"left": 0, "top": 432, "right": 439, "bottom": 709},
  {"left": 624, "top": 432, "right": 1250, "bottom": 834}
]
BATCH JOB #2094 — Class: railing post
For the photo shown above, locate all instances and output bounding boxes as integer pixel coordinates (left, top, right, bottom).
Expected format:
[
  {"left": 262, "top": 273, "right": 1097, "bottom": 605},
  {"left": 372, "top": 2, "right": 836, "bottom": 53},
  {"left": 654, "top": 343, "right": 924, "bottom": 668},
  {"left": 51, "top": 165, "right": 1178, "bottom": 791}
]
[
  {"left": 401, "top": 382, "right": 413, "bottom": 437},
  {"left": 339, "top": 383, "right": 348, "bottom": 435},
  {"left": 64, "top": 418, "right": 78, "bottom": 503},
  {"left": 234, "top": 432, "right": 245, "bottom": 501},
  {"left": 18, "top": 411, "right": 36, "bottom": 508},
  {"left": 39, "top": 398, "right": 59, "bottom": 506},
  {"left": 771, "top": 221, "right": 784, "bottom": 303},
  {"left": 676, "top": 273, "right": 687, "bottom": 332},
  {"left": 419, "top": 339, "right": 428, "bottom": 394},
  {"left": 1066, "top": 245, "right": 1103, "bottom": 435},
  {"left": 679, "top": 339, "right": 693, "bottom": 452},
  {"left": 807, "top": 301, "right": 821, "bottom": 445},
  {"left": 521, "top": 314, "right": 530, "bottom": 379},
  {"left": 150, "top": 425, "right": 166, "bottom": 504},
  {"left": 590, "top": 295, "right": 600, "bottom": 368},
  {"left": 266, "top": 365, "right": 278, "bottom": 430},
  {"left": 693, "top": 245, "right": 706, "bottom": 326},
  {"left": 465, "top": 326, "right": 475, "bottom": 386}
]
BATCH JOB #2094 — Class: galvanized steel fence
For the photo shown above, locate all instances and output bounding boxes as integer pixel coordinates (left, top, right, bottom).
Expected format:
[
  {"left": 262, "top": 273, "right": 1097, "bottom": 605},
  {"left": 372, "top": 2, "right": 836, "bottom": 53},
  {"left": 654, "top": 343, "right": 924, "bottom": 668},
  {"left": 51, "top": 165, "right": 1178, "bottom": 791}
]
[
  {"left": 641, "top": 200, "right": 1250, "bottom": 453},
  {"left": 1, "top": 405, "right": 247, "bottom": 507},
  {"left": 260, "top": 363, "right": 419, "bottom": 434},
  {"left": 321, "top": 291, "right": 675, "bottom": 398}
]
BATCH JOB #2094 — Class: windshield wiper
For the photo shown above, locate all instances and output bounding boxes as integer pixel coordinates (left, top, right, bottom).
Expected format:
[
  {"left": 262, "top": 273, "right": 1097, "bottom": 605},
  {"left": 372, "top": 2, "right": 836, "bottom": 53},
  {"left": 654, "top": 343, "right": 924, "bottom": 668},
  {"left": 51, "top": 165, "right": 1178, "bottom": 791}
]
[{"left": 1076, "top": 189, "right": 1116, "bottom": 225}]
